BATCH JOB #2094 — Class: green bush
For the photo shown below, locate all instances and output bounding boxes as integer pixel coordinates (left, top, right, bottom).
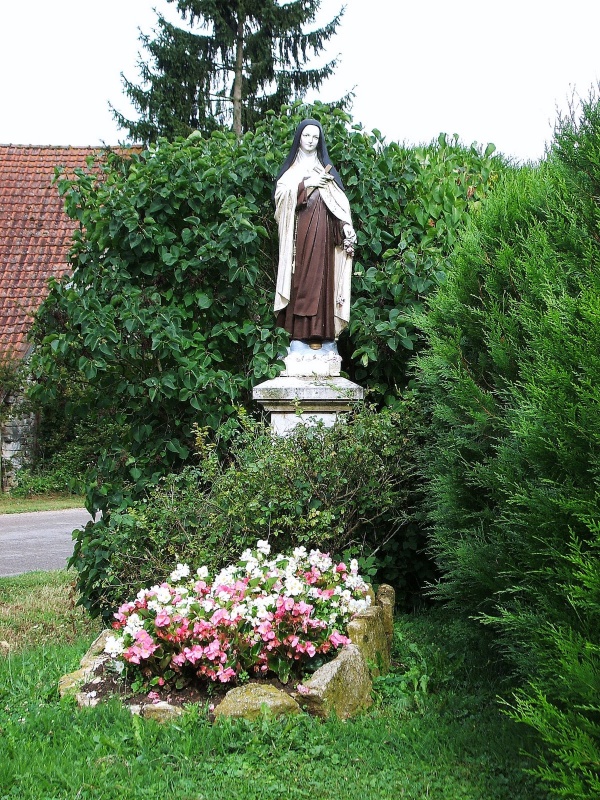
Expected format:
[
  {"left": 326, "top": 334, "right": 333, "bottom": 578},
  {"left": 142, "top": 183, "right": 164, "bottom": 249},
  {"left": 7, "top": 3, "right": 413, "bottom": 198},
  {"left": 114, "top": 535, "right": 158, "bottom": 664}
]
[
  {"left": 417, "top": 92, "right": 600, "bottom": 798},
  {"left": 71, "top": 404, "right": 434, "bottom": 620},
  {"left": 29, "top": 106, "right": 500, "bottom": 515}
]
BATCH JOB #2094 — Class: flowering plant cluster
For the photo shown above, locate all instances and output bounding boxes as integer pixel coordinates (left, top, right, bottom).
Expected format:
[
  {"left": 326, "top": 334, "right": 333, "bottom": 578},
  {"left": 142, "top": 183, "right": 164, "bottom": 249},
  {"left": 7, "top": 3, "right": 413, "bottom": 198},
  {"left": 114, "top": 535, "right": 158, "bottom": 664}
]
[{"left": 105, "top": 541, "right": 371, "bottom": 686}]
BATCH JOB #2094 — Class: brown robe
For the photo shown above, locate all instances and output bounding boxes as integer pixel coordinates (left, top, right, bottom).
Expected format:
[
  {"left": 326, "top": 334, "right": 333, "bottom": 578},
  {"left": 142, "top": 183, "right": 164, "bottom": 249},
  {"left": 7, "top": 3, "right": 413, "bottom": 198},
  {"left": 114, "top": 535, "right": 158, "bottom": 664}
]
[{"left": 276, "top": 181, "right": 343, "bottom": 341}]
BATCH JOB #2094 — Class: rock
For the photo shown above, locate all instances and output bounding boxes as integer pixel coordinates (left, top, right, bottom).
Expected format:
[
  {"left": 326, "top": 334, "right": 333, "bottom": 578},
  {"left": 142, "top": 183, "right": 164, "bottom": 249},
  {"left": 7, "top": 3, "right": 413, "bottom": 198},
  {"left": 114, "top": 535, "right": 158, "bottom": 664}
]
[
  {"left": 376, "top": 584, "right": 395, "bottom": 645},
  {"left": 214, "top": 684, "right": 301, "bottom": 721},
  {"left": 58, "top": 629, "right": 112, "bottom": 698},
  {"left": 346, "top": 607, "right": 390, "bottom": 676},
  {"left": 296, "top": 644, "right": 372, "bottom": 719},
  {"left": 139, "top": 701, "right": 184, "bottom": 723},
  {"left": 75, "top": 690, "right": 101, "bottom": 708},
  {"left": 79, "top": 629, "right": 113, "bottom": 670}
]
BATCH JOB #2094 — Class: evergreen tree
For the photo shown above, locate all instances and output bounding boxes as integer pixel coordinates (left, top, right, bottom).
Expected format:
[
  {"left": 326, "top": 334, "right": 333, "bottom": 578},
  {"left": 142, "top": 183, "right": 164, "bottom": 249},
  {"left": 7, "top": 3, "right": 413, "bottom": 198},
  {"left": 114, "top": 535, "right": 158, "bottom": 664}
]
[{"left": 112, "top": 0, "right": 343, "bottom": 142}]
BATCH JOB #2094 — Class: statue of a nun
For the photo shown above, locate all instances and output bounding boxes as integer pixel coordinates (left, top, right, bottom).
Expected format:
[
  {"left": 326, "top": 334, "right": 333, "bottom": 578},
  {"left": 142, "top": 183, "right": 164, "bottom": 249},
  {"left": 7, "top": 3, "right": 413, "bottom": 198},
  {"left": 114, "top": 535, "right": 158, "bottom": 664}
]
[{"left": 274, "top": 119, "right": 356, "bottom": 347}]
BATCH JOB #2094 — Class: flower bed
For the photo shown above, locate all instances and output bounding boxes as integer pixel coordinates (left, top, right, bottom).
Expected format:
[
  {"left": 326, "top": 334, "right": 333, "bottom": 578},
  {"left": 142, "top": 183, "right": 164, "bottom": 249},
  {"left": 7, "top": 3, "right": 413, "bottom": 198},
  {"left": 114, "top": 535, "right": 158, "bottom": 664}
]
[{"left": 104, "top": 541, "right": 372, "bottom": 693}]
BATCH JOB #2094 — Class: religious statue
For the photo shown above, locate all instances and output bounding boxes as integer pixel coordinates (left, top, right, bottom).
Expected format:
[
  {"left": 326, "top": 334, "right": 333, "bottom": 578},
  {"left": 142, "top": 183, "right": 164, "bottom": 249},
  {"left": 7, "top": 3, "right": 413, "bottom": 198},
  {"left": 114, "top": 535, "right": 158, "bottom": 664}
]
[{"left": 274, "top": 119, "right": 356, "bottom": 350}]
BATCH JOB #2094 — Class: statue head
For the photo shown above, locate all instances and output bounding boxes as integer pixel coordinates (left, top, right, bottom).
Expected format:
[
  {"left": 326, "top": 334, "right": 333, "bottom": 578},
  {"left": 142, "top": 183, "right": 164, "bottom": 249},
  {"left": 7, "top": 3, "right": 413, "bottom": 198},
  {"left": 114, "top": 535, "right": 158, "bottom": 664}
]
[{"left": 275, "top": 119, "right": 344, "bottom": 191}]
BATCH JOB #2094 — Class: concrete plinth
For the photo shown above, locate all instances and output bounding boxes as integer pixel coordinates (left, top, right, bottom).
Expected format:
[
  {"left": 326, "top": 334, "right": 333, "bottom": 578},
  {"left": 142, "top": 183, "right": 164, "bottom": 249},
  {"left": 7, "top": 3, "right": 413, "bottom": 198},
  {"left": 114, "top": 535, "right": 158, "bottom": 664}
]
[{"left": 253, "top": 375, "right": 364, "bottom": 436}]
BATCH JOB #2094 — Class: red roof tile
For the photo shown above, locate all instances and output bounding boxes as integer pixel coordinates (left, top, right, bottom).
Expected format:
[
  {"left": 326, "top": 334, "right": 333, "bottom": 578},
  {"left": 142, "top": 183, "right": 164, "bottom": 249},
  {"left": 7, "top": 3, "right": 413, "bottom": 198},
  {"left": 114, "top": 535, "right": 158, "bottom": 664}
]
[{"left": 0, "top": 145, "right": 135, "bottom": 361}]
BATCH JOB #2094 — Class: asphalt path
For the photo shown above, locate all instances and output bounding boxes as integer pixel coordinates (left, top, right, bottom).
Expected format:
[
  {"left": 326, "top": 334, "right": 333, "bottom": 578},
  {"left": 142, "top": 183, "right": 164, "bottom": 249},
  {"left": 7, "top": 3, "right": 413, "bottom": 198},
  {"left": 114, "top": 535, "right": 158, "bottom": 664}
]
[{"left": 0, "top": 508, "right": 93, "bottom": 577}]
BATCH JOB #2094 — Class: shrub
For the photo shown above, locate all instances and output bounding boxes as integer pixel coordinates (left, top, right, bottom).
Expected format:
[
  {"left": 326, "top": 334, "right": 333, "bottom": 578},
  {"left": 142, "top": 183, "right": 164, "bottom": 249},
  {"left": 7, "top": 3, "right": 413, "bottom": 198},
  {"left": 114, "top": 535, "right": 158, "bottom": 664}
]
[
  {"left": 71, "top": 404, "right": 434, "bottom": 620},
  {"left": 417, "top": 91, "right": 600, "bottom": 798}
]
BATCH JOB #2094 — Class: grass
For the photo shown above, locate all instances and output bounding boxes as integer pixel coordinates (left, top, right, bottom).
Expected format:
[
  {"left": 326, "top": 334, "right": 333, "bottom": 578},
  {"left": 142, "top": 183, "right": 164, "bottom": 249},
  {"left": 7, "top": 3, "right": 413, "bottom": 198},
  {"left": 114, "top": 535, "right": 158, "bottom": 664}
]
[
  {"left": 0, "top": 572, "right": 550, "bottom": 800},
  {"left": 0, "top": 494, "right": 86, "bottom": 514}
]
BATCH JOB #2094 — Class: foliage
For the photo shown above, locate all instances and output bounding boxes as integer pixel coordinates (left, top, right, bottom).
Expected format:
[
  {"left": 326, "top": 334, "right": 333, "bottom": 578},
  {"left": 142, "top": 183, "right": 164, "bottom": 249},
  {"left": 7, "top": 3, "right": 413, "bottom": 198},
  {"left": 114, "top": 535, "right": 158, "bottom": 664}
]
[
  {"left": 106, "top": 542, "right": 369, "bottom": 688},
  {"left": 0, "top": 578, "right": 547, "bottom": 800},
  {"left": 417, "top": 90, "right": 600, "bottom": 797},
  {"left": 113, "top": 0, "right": 343, "bottom": 141},
  {"left": 344, "top": 132, "right": 500, "bottom": 400},
  {"left": 9, "top": 418, "right": 127, "bottom": 498},
  {"left": 70, "top": 405, "right": 433, "bottom": 620},
  {"left": 30, "top": 105, "right": 499, "bottom": 517}
]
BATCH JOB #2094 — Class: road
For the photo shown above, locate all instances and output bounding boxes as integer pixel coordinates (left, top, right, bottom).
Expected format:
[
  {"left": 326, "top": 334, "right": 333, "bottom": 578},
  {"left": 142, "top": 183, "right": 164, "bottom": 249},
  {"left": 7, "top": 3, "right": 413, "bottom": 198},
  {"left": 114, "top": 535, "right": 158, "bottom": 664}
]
[{"left": 0, "top": 508, "right": 93, "bottom": 577}]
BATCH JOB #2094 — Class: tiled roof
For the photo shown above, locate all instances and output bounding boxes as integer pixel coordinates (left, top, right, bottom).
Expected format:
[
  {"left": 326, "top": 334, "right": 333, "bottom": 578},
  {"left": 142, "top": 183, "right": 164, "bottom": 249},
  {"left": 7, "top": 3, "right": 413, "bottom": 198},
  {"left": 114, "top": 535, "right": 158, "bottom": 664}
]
[{"left": 0, "top": 145, "right": 108, "bottom": 360}]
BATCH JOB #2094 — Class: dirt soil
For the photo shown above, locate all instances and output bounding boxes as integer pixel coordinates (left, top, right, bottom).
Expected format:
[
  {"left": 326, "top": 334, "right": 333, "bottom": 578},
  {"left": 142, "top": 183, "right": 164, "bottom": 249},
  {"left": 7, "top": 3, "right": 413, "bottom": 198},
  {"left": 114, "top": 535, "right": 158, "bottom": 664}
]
[{"left": 80, "top": 661, "right": 302, "bottom": 719}]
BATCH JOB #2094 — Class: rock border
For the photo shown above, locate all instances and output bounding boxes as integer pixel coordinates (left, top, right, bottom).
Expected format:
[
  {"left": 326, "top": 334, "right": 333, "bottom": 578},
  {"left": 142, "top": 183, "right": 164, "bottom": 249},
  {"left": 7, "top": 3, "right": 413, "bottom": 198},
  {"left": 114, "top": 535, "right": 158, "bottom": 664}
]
[{"left": 59, "top": 585, "right": 395, "bottom": 722}]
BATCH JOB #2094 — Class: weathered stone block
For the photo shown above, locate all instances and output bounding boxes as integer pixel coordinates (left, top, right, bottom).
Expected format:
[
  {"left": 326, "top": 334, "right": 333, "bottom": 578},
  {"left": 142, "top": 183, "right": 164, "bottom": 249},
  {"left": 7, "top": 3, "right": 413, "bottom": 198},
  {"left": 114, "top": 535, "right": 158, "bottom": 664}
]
[
  {"left": 346, "top": 606, "right": 390, "bottom": 676},
  {"left": 295, "top": 644, "right": 372, "bottom": 719},
  {"left": 376, "top": 584, "right": 396, "bottom": 646},
  {"left": 214, "top": 683, "right": 301, "bottom": 720}
]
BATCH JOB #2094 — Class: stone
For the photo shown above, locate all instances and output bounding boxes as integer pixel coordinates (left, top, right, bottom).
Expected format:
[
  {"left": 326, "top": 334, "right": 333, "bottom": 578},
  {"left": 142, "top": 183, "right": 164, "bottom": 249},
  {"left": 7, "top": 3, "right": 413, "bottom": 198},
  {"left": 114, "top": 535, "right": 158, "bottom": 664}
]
[
  {"left": 214, "top": 683, "right": 301, "bottom": 721},
  {"left": 139, "top": 701, "right": 184, "bottom": 723},
  {"left": 295, "top": 644, "right": 372, "bottom": 719},
  {"left": 59, "top": 629, "right": 112, "bottom": 698},
  {"left": 346, "top": 606, "right": 391, "bottom": 676},
  {"left": 79, "top": 630, "right": 113, "bottom": 671},
  {"left": 253, "top": 375, "right": 364, "bottom": 436},
  {"left": 376, "top": 584, "right": 395, "bottom": 646},
  {"left": 75, "top": 689, "right": 101, "bottom": 708}
]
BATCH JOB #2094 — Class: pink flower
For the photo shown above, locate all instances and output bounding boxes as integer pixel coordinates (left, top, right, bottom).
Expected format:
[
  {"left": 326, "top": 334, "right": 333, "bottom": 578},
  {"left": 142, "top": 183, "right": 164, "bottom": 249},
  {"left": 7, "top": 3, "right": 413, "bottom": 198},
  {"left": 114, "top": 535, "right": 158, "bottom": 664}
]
[
  {"left": 147, "top": 691, "right": 161, "bottom": 703},
  {"left": 184, "top": 644, "right": 205, "bottom": 665},
  {"left": 205, "top": 638, "right": 222, "bottom": 661},
  {"left": 296, "top": 683, "right": 311, "bottom": 695},
  {"left": 305, "top": 642, "right": 316, "bottom": 658},
  {"left": 217, "top": 667, "right": 236, "bottom": 683},
  {"left": 210, "top": 608, "right": 230, "bottom": 626},
  {"left": 154, "top": 610, "right": 171, "bottom": 628},
  {"left": 329, "top": 631, "right": 350, "bottom": 648},
  {"left": 123, "top": 630, "right": 158, "bottom": 664},
  {"left": 335, "top": 563, "right": 347, "bottom": 573}
]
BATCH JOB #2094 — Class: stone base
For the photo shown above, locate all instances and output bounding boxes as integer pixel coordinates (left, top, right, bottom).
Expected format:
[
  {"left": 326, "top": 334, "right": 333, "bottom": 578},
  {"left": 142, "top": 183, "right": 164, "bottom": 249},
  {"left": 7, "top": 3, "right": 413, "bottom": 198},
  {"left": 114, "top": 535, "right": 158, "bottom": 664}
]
[{"left": 253, "top": 375, "right": 364, "bottom": 436}]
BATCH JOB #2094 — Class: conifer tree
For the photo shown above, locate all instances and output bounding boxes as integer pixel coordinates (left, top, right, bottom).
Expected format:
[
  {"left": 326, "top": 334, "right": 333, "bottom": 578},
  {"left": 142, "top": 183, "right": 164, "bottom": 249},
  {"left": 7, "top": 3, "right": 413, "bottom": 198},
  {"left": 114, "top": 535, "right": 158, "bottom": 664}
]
[{"left": 112, "top": 1, "right": 343, "bottom": 142}]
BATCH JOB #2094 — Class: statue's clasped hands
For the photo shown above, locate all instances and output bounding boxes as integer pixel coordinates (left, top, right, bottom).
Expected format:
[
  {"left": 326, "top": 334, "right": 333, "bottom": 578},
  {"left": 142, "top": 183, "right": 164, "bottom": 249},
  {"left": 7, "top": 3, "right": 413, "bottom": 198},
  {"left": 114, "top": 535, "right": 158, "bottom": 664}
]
[{"left": 304, "top": 169, "right": 334, "bottom": 189}]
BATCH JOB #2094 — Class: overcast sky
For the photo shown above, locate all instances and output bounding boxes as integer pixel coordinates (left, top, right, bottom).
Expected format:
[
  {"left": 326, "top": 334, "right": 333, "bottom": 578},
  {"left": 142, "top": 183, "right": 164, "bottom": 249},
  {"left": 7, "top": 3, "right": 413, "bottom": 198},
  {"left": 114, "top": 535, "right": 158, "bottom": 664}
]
[{"left": 1, "top": 0, "right": 599, "bottom": 162}]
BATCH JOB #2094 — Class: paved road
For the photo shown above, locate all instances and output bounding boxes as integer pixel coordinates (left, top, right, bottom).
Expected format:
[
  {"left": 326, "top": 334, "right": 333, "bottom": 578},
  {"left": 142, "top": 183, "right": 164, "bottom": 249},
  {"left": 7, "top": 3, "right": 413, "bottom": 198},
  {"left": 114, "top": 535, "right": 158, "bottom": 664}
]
[{"left": 0, "top": 508, "right": 93, "bottom": 577}]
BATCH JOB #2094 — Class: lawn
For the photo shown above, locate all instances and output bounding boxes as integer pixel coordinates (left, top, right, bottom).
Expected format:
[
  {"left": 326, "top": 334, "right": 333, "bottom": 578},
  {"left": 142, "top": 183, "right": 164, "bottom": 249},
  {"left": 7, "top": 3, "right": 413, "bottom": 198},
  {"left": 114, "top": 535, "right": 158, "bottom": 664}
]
[
  {"left": 0, "top": 572, "right": 549, "bottom": 800},
  {"left": 0, "top": 494, "right": 86, "bottom": 515}
]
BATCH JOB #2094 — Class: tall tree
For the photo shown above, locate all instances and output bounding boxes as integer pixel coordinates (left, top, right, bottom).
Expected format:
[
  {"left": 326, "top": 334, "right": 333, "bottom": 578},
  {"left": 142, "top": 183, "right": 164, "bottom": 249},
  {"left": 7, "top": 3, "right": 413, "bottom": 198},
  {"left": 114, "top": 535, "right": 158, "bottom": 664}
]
[{"left": 112, "top": 1, "right": 343, "bottom": 142}]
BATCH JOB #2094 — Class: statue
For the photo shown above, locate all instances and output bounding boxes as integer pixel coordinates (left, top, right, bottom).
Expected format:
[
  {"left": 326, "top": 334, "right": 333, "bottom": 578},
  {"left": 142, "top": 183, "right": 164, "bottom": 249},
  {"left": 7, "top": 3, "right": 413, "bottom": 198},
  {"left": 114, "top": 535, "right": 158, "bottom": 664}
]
[{"left": 274, "top": 119, "right": 356, "bottom": 350}]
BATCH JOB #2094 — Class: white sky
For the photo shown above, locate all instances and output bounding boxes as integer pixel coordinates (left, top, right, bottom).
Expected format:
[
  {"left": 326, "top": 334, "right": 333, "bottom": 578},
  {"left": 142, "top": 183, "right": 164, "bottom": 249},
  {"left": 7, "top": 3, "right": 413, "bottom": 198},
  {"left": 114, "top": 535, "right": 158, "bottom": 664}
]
[{"left": 1, "top": 0, "right": 599, "bottom": 163}]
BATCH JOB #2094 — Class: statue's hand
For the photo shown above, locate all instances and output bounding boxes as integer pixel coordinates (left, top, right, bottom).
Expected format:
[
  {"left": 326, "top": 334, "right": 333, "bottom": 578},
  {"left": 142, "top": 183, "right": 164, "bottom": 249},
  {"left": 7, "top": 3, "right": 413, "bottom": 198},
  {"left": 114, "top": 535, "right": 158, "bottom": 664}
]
[
  {"left": 304, "top": 172, "right": 334, "bottom": 189},
  {"left": 343, "top": 224, "right": 357, "bottom": 243}
]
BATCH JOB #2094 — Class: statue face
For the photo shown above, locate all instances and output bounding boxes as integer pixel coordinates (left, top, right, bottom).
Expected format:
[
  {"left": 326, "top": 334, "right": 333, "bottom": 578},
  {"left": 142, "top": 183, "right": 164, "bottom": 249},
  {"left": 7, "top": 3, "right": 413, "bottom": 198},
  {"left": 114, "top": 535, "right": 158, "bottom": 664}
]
[{"left": 299, "top": 125, "right": 320, "bottom": 154}]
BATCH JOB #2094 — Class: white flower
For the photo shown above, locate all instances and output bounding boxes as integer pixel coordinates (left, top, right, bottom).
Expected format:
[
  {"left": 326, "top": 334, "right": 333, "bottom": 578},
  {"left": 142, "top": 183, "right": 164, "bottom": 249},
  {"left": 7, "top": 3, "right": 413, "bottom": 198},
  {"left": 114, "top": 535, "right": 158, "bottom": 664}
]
[
  {"left": 256, "top": 540, "right": 271, "bottom": 557},
  {"left": 196, "top": 566, "right": 209, "bottom": 579},
  {"left": 123, "top": 613, "right": 144, "bottom": 638},
  {"left": 293, "top": 546, "right": 307, "bottom": 561},
  {"left": 244, "top": 557, "right": 260, "bottom": 574},
  {"left": 344, "top": 574, "right": 363, "bottom": 590},
  {"left": 283, "top": 576, "right": 304, "bottom": 597},
  {"left": 170, "top": 563, "right": 190, "bottom": 583},
  {"left": 147, "top": 600, "right": 161, "bottom": 612},
  {"left": 350, "top": 559, "right": 359, "bottom": 574},
  {"left": 136, "top": 588, "right": 148, "bottom": 603},
  {"left": 112, "top": 659, "right": 125, "bottom": 674},
  {"left": 104, "top": 635, "right": 124, "bottom": 657},
  {"left": 155, "top": 586, "right": 172, "bottom": 604}
]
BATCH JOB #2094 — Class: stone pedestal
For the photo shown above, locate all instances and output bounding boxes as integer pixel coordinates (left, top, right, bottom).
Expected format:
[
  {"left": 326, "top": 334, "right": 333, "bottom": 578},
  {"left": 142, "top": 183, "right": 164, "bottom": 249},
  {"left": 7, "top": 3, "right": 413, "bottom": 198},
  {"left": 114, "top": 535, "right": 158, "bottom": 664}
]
[{"left": 253, "top": 375, "right": 364, "bottom": 436}]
